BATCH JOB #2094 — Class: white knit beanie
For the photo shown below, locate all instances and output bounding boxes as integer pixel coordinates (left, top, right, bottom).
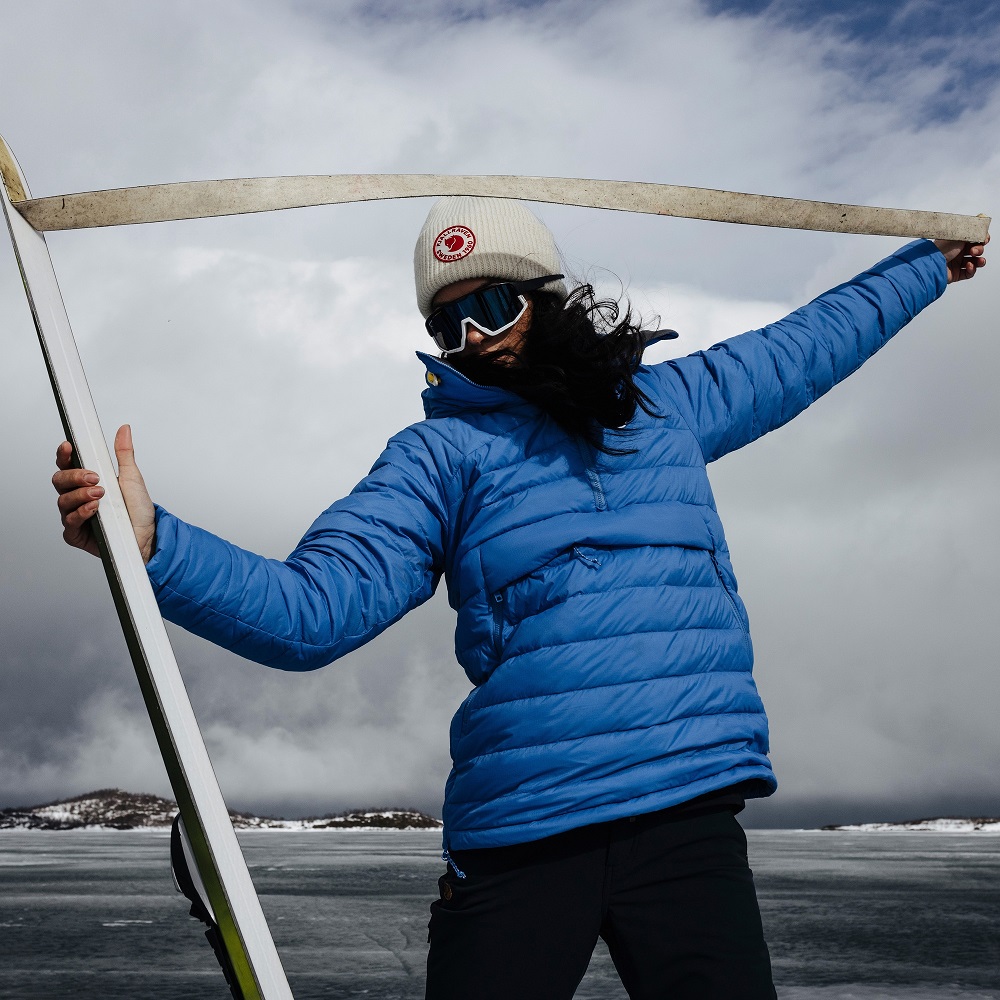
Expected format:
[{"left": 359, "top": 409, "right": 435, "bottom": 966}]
[{"left": 413, "top": 196, "right": 567, "bottom": 317}]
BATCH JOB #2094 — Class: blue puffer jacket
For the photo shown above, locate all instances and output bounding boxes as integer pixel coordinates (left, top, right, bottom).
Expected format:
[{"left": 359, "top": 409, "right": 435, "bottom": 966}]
[{"left": 148, "top": 240, "right": 946, "bottom": 850}]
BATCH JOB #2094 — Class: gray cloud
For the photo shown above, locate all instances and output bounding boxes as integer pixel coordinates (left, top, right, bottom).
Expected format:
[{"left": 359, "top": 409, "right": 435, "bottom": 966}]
[{"left": 1, "top": 0, "right": 997, "bottom": 823}]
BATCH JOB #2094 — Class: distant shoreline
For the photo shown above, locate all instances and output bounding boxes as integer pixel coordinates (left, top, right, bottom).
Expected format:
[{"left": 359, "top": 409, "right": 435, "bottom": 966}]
[
  {"left": 6, "top": 825, "right": 1000, "bottom": 835},
  {"left": 3, "top": 790, "right": 998, "bottom": 834},
  {"left": 818, "top": 818, "right": 1000, "bottom": 834},
  {"left": 0, "top": 825, "right": 442, "bottom": 833}
]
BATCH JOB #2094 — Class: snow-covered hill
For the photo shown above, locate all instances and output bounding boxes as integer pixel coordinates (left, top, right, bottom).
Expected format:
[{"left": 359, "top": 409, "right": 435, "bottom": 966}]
[
  {"left": 0, "top": 789, "right": 442, "bottom": 831},
  {"left": 822, "top": 817, "right": 1000, "bottom": 833}
]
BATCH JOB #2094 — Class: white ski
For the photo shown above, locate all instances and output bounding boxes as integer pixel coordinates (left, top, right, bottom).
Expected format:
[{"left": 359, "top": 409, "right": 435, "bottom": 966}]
[{"left": 0, "top": 136, "right": 294, "bottom": 1000}]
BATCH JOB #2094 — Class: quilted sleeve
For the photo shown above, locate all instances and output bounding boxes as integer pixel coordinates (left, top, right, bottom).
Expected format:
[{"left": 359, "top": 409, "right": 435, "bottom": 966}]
[
  {"left": 145, "top": 425, "right": 451, "bottom": 670},
  {"left": 650, "top": 239, "right": 948, "bottom": 463}
]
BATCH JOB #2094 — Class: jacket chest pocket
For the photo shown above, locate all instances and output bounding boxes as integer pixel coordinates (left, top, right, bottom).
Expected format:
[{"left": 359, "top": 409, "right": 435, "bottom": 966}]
[{"left": 484, "top": 545, "right": 603, "bottom": 661}]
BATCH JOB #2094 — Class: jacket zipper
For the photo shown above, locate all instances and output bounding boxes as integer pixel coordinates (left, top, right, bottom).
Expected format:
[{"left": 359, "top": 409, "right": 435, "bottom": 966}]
[
  {"left": 710, "top": 551, "right": 751, "bottom": 657},
  {"left": 576, "top": 440, "right": 608, "bottom": 512},
  {"left": 585, "top": 468, "right": 607, "bottom": 512},
  {"left": 491, "top": 592, "right": 505, "bottom": 655}
]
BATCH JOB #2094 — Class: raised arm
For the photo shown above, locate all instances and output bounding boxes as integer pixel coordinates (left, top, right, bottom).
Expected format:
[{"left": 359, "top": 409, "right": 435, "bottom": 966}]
[
  {"left": 651, "top": 238, "right": 986, "bottom": 464},
  {"left": 54, "top": 425, "right": 452, "bottom": 671}
]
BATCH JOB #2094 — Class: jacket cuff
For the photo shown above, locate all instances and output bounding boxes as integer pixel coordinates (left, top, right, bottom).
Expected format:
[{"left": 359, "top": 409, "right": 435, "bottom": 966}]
[
  {"left": 886, "top": 238, "right": 949, "bottom": 301},
  {"left": 145, "top": 504, "right": 182, "bottom": 597}
]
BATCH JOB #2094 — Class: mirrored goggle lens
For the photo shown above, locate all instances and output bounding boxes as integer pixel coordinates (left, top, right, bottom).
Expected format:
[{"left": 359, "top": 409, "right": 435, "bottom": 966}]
[{"left": 426, "top": 283, "right": 525, "bottom": 353}]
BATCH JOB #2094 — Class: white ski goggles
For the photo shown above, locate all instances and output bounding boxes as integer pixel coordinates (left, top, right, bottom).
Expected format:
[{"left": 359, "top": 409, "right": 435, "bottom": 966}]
[{"left": 425, "top": 275, "right": 564, "bottom": 355}]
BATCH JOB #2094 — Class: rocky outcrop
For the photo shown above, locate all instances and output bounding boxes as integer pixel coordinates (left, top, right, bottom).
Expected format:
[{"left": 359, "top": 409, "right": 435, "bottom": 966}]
[{"left": 0, "top": 789, "right": 442, "bottom": 831}]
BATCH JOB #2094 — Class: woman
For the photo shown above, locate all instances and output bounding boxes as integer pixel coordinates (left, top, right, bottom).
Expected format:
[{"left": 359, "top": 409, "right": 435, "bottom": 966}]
[{"left": 53, "top": 197, "right": 987, "bottom": 999}]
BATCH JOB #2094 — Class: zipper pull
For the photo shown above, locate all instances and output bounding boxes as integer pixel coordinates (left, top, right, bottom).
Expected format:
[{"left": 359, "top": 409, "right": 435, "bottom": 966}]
[
  {"left": 572, "top": 547, "right": 602, "bottom": 569},
  {"left": 491, "top": 592, "right": 505, "bottom": 654},
  {"left": 442, "top": 848, "right": 467, "bottom": 879}
]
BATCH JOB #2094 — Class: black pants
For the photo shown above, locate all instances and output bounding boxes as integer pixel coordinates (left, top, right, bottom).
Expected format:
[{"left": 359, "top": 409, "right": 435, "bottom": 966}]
[{"left": 426, "top": 806, "right": 776, "bottom": 1000}]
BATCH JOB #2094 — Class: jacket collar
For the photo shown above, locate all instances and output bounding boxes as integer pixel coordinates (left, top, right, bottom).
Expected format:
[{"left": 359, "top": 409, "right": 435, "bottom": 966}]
[{"left": 417, "top": 351, "right": 527, "bottom": 419}]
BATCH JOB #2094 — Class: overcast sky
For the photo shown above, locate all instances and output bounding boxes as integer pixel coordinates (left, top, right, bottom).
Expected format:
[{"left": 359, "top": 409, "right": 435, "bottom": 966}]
[{"left": 1, "top": 0, "right": 997, "bottom": 827}]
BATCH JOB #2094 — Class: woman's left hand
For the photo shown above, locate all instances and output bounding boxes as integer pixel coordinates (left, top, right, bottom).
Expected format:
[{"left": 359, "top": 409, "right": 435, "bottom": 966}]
[{"left": 933, "top": 236, "right": 989, "bottom": 284}]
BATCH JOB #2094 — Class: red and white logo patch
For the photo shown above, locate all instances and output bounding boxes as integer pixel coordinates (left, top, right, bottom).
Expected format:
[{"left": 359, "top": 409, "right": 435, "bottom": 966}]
[{"left": 433, "top": 225, "right": 476, "bottom": 263}]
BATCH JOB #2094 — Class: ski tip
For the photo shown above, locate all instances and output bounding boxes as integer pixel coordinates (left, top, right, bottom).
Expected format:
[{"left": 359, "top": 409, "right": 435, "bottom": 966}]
[{"left": 0, "top": 134, "right": 28, "bottom": 204}]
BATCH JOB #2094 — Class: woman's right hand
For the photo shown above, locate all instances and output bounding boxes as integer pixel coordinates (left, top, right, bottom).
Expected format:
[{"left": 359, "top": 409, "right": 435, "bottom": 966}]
[{"left": 52, "top": 424, "right": 157, "bottom": 564}]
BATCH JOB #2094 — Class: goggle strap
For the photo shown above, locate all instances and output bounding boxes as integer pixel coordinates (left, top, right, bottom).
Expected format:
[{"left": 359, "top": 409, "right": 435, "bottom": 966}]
[{"left": 509, "top": 274, "right": 564, "bottom": 294}]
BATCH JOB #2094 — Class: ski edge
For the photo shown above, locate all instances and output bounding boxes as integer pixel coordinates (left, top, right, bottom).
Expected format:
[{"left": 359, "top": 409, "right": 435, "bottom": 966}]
[{"left": 0, "top": 133, "right": 293, "bottom": 1000}]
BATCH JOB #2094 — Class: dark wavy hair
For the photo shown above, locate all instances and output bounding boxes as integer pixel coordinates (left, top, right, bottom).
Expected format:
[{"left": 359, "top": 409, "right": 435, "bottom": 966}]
[{"left": 446, "top": 284, "right": 661, "bottom": 454}]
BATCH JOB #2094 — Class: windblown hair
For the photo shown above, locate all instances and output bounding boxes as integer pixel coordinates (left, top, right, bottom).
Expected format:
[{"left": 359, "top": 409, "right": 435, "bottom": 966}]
[{"left": 447, "top": 284, "right": 661, "bottom": 454}]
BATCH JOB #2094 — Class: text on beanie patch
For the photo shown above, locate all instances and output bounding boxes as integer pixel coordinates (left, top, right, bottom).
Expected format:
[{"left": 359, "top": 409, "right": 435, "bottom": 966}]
[{"left": 433, "top": 226, "right": 476, "bottom": 263}]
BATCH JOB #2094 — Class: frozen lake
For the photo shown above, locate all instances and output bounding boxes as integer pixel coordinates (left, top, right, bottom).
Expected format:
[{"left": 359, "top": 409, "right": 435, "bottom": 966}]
[{"left": 1, "top": 829, "right": 998, "bottom": 998}]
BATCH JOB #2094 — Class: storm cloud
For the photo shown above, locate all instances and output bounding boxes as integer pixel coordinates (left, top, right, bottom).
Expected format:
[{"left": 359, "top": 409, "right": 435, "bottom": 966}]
[{"left": 1, "top": 0, "right": 997, "bottom": 825}]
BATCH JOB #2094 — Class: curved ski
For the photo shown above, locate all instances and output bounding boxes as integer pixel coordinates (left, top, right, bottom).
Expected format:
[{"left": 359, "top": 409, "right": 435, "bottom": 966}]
[
  {"left": 0, "top": 136, "right": 293, "bottom": 1000},
  {"left": 6, "top": 170, "right": 991, "bottom": 243}
]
